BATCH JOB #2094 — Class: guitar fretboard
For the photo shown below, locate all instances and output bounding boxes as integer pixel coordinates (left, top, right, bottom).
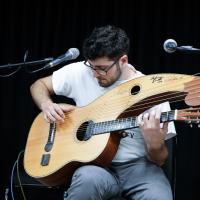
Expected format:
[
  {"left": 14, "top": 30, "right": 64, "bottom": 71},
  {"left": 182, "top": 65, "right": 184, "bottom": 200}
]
[{"left": 90, "top": 110, "right": 176, "bottom": 135}]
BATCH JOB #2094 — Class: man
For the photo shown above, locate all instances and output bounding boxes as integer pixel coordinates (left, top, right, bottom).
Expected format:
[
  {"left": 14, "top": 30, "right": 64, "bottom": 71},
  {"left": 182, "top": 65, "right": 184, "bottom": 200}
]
[{"left": 30, "top": 25, "right": 176, "bottom": 200}]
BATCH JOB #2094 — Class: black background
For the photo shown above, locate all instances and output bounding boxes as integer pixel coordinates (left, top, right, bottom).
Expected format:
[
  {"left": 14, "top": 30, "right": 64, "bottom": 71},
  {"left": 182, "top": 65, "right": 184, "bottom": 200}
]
[{"left": 0, "top": 0, "right": 200, "bottom": 199}]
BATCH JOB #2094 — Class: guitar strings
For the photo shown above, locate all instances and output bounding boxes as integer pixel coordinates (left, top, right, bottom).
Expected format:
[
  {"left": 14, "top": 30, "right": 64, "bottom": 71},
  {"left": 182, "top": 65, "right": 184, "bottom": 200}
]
[
  {"left": 106, "top": 88, "right": 200, "bottom": 114},
  {"left": 68, "top": 93, "right": 200, "bottom": 135},
  {"left": 92, "top": 75, "right": 200, "bottom": 113},
  {"left": 65, "top": 81, "right": 200, "bottom": 129},
  {"left": 64, "top": 80, "right": 200, "bottom": 117},
  {"left": 63, "top": 77, "right": 200, "bottom": 133},
  {"left": 64, "top": 95, "right": 200, "bottom": 136}
]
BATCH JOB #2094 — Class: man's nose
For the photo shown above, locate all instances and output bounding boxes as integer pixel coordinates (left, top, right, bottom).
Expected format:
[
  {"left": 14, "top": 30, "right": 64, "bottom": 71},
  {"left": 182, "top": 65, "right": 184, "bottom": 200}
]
[{"left": 93, "top": 70, "right": 101, "bottom": 78}]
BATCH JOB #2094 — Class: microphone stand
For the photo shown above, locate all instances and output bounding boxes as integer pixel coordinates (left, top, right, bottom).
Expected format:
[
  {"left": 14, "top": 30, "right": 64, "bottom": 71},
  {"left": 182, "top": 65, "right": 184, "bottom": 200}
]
[
  {"left": 0, "top": 58, "right": 53, "bottom": 69},
  {"left": 176, "top": 46, "right": 200, "bottom": 54},
  {"left": 0, "top": 57, "right": 54, "bottom": 77}
]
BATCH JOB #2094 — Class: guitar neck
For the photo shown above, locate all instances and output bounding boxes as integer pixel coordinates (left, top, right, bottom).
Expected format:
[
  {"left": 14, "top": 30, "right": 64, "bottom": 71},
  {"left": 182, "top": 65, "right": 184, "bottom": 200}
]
[{"left": 91, "top": 110, "right": 177, "bottom": 135}]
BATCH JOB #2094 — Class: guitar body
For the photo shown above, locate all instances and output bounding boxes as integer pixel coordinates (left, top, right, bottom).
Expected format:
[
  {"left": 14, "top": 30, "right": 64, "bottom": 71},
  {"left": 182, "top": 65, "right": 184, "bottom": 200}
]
[
  {"left": 24, "top": 108, "right": 121, "bottom": 186},
  {"left": 24, "top": 73, "right": 200, "bottom": 186}
]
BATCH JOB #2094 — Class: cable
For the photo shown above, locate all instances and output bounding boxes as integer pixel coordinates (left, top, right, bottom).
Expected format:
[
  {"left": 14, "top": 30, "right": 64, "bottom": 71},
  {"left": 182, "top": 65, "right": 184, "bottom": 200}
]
[
  {"left": 16, "top": 151, "right": 27, "bottom": 200},
  {"left": 10, "top": 159, "right": 17, "bottom": 200},
  {"left": 173, "top": 136, "right": 178, "bottom": 199},
  {"left": 0, "top": 66, "right": 21, "bottom": 77},
  {"left": 10, "top": 150, "right": 26, "bottom": 200}
]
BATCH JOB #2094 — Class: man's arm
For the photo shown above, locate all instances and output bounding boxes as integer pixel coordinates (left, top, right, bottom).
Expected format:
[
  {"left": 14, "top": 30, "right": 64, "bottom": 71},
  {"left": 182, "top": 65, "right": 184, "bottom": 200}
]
[
  {"left": 30, "top": 75, "right": 54, "bottom": 109},
  {"left": 30, "top": 75, "right": 74, "bottom": 123}
]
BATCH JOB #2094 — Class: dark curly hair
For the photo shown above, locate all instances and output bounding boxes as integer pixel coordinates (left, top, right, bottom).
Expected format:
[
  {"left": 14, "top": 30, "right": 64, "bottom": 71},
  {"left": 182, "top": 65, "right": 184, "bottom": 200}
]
[{"left": 83, "top": 25, "right": 130, "bottom": 60}]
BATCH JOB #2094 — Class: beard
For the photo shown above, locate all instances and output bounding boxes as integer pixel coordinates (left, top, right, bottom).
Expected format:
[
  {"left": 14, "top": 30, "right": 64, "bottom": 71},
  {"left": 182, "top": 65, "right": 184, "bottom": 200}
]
[
  {"left": 97, "top": 66, "right": 121, "bottom": 87},
  {"left": 97, "top": 78, "right": 113, "bottom": 87}
]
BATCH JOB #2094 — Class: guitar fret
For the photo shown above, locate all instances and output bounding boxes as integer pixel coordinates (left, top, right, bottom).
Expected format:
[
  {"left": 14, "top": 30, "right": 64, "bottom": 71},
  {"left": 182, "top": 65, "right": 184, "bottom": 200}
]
[
  {"left": 161, "top": 111, "right": 175, "bottom": 122},
  {"left": 169, "top": 110, "right": 176, "bottom": 121},
  {"left": 92, "top": 117, "right": 137, "bottom": 135}
]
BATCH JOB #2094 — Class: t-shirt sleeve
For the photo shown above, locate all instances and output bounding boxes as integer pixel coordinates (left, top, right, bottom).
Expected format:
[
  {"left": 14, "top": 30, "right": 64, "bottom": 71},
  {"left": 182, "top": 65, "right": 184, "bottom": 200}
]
[{"left": 52, "top": 62, "right": 80, "bottom": 98}]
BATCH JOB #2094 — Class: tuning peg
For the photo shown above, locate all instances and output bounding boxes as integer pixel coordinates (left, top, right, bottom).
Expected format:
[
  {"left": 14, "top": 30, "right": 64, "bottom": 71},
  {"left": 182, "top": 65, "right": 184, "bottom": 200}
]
[
  {"left": 198, "top": 124, "right": 200, "bottom": 128},
  {"left": 190, "top": 123, "right": 193, "bottom": 128}
]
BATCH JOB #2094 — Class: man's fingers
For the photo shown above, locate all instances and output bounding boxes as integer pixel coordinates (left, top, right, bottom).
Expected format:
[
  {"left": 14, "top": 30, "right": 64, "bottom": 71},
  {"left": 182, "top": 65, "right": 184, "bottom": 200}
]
[
  {"left": 50, "top": 105, "right": 75, "bottom": 122},
  {"left": 163, "top": 122, "right": 168, "bottom": 132},
  {"left": 60, "top": 104, "right": 75, "bottom": 112},
  {"left": 44, "top": 111, "right": 57, "bottom": 123},
  {"left": 53, "top": 104, "right": 66, "bottom": 119},
  {"left": 50, "top": 109, "right": 65, "bottom": 122},
  {"left": 155, "top": 108, "right": 161, "bottom": 120},
  {"left": 42, "top": 103, "right": 75, "bottom": 123},
  {"left": 44, "top": 113, "right": 50, "bottom": 123}
]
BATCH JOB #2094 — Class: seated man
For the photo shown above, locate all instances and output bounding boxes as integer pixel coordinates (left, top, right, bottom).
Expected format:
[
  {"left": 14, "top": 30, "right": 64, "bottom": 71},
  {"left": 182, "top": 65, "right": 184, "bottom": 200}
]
[{"left": 30, "top": 25, "right": 176, "bottom": 200}]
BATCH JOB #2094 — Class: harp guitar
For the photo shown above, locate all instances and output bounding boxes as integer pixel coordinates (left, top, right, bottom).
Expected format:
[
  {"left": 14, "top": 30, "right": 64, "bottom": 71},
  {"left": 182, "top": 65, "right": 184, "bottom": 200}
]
[{"left": 24, "top": 73, "right": 200, "bottom": 186}]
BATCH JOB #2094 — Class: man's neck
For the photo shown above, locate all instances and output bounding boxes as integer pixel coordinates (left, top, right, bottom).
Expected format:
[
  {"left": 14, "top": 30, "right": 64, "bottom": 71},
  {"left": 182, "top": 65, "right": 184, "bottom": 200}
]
[{"left": 119, "top": 63, "right": 138, "bottom": 81}]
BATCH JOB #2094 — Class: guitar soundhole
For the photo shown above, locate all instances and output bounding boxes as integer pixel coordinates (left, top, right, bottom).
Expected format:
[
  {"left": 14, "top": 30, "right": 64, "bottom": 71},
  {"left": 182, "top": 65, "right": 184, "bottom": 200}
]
[
  {"left": 131, "top": 85, "right": 140, "bottom": 95},
  {"left": 77, "top": 121, "right": 91, "bottom": 141}
]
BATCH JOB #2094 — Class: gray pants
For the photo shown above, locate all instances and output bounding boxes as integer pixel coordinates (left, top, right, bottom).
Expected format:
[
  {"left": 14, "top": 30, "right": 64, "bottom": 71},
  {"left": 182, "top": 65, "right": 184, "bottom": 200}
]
[{"left": 64, "top": 158, "right": 173, "bottom": 200}]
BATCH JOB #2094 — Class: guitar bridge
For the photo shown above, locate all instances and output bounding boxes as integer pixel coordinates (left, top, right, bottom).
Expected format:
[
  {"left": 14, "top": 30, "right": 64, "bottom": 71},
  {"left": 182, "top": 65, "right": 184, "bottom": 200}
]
[
  {"left": 41, "top": 154, "right": 50, "bottom": 166},
  {"left": 44, "top": 122, "right": 56, "bottom": 152}
]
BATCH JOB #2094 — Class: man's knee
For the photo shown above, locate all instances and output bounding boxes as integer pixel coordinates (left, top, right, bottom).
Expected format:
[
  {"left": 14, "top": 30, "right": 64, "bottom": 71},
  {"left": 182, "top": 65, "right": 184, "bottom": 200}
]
[
  {"left": 134, "top": 183, "right": 173, "bottom": 200},
  {"left": 64, "top": 165, "right": 119, "bottom": 200},
  {"left": 144, "top": 189, "right": 172, "bottom": 200},
  {"left": 72, "top": 165, "right": 107, "bottom": 186}
]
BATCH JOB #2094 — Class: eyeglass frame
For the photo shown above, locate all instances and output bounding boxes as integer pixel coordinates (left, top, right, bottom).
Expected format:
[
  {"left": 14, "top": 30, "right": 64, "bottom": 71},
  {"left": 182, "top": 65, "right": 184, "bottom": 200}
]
[{"left": 84, "top": 58, "right": 120, "bottom": 76}]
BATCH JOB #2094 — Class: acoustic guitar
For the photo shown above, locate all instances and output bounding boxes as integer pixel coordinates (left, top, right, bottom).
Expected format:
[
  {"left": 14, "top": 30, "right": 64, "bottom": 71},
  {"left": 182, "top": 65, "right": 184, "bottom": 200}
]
[{"left": 24, "top": 73, "right": 200, "bottom": 186}]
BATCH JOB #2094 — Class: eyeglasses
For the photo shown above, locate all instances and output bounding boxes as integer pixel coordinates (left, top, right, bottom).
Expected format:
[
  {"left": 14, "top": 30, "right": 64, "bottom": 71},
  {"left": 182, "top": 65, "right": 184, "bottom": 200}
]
[{"left": 84, "top": 59, "right": 119, "bottom": 76}]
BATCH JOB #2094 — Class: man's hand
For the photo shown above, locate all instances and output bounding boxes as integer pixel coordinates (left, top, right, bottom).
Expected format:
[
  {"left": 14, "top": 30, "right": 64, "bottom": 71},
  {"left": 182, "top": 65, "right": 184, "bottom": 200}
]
[
  {"left": 41, "top": 101, "right": 75, "bottom": 123},
  {"left": 139, "top": 109, "right": 168, "bottom": 149},
  {"left": 139, "top": 108, "right": 168, "bottom": 166}
]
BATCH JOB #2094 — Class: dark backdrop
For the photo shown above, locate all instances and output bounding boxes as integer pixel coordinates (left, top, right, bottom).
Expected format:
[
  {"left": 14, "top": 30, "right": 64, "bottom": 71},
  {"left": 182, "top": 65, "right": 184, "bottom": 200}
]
[{"left": 0, "top": 0, "right": 200, "bottom": 199}]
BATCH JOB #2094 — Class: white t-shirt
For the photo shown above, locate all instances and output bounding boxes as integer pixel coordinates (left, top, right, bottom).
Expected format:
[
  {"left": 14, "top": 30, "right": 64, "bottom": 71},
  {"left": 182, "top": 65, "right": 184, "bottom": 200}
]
[{"left": 52, "top": 61, "right": 176, "bottom": 163}]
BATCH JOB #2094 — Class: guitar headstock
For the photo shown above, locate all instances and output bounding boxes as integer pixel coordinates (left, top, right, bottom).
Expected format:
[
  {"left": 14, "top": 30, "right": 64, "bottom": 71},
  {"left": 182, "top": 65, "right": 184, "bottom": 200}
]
[{"left": 177, "top": 107, "right": 200, "bottom": 127}]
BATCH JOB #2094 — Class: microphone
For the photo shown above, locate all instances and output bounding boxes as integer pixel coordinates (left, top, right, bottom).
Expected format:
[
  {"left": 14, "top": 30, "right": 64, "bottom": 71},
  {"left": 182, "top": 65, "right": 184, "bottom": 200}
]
[
  {"left": 163, "top": 39, "right": 200, "bottom": 54},
  {"left": 163, "top": 39, "right": 177, "bottom": 53},
  {"left": 44, "top": 48, "right": 80, "bottom": 68}
]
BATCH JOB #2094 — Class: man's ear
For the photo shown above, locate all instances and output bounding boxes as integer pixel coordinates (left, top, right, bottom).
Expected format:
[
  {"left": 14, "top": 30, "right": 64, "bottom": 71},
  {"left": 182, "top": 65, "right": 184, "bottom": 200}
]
[{"left": 120, "top": 55, "right": 128, "bottom": 65}]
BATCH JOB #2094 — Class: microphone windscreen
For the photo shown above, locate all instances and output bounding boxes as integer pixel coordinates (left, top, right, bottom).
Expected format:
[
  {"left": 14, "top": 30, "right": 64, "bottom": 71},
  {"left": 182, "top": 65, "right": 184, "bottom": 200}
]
[
  {"left": 68, "top": 48, "right": 80, "bottom": 59},
  {"left": 163, "top": 39, "right": 177, "bottom": 53}
]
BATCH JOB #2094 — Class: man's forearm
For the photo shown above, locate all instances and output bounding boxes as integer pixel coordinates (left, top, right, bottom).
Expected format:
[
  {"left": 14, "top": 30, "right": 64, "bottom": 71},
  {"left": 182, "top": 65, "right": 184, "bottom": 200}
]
[
  {"left": 30, "top": 79, "right": 53, "bottom": 110},
  {"left": 146, "top": 143, "right": 168, "bottom": 166}
]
